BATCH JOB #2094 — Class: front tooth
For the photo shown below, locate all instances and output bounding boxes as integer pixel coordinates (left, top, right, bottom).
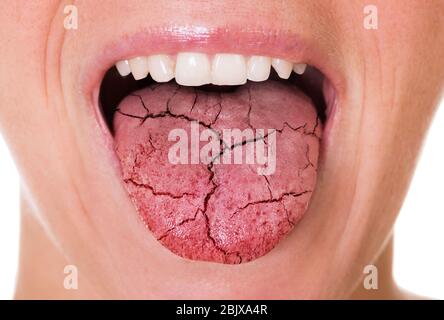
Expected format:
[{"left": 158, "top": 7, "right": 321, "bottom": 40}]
[
  {"left": 271, "top": 58, "right": 293, "bottom": 79},
  {"left": 129, "top": 56, "right": 149, "bottom": 80},
  {"left": 175, "top": 52, "right": 211, "bottom": 86},
  {"left": 147, "top": 55, "right": 175, "bottom": 82},
  {"left": 115, "top": 60, "right": 131, "bottom": 76},
  {"left": 211, "top": 54, "right": 247, "bottom": 85},
  {"left": 293, "top": 63, "right": 307, "bottom": 75},
  {"left": 247, "top": 56, "right": 271, "bottom": 82}
]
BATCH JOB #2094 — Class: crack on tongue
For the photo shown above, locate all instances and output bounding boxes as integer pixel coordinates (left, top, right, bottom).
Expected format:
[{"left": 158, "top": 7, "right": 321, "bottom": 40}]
[{"left": 113, "top": 81, "right": 321, "bottom": 264}]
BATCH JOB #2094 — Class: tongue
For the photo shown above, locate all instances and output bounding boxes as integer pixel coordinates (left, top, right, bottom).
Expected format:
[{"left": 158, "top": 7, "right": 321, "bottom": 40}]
[{"left": 113, "top": 80, "right": 321, "bottom": 264}]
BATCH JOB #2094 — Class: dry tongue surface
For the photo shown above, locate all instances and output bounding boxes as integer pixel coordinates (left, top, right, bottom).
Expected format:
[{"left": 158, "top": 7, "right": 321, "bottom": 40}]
[{"left": 114, "top": 80, "right": 321, "bottom": 264}]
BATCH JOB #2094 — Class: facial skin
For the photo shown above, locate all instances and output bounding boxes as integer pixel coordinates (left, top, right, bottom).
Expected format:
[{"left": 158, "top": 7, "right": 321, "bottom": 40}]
[{"left": 0, "top": 0, "right": 443, "bottom": 299}]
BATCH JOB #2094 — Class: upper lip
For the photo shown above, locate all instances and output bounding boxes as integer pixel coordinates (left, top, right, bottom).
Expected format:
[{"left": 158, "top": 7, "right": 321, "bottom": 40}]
[{"left": 82, "top": 25, "right": 345, "bottom": 110}]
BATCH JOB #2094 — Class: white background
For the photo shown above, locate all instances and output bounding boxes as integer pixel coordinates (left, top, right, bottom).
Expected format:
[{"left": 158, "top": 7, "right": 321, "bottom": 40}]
[{"left": 0, "top": 102, "right": 443, "bottom": 299}]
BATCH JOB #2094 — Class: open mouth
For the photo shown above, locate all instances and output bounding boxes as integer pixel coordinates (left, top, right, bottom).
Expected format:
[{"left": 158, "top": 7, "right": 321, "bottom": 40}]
[{"left": 97, "top": 44, "right": 335, "bottom": 264}]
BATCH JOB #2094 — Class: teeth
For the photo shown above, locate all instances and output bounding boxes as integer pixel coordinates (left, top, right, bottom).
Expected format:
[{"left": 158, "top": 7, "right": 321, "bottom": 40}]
[
  {"left": 118, "top": 53, "right": 306, "bottom": 84},
  {"left": 115, "top": 60, "right": 131, "bottom": 76},
  {"left": 247, "top": 56, "right": 271, "bottom": 82},
  {"left": 271, "top": 58, "right": 293, "bottom": 79},
  {"left": 293, "top": 63, "right": 307, "bottom": 75},
  {"left": 129, "top": 56, "right": 149, "bottom": 80},
  {"left": 175, "top": 52, "right": 211, "bottom": 86},
  {"left": 147, "top": 54, "right": 175, "bottom": 83},
  {"left": 211, "top": 54, "right": 247, "bottom": 85}
]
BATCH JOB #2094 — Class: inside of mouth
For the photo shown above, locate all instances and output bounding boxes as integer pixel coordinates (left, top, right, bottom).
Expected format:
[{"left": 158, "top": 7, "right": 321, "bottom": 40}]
[
  {"left": 98, "top": 65, "right": 329, "bottom": 264},
  {"left": 99, "top": 67, "right": 328, "bottom": 135}
]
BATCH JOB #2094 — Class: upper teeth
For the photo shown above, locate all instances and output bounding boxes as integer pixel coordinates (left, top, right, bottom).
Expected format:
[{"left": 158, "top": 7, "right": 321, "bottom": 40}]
[{"left": 116, "top": 52, "right": 307, "bottom": 86}]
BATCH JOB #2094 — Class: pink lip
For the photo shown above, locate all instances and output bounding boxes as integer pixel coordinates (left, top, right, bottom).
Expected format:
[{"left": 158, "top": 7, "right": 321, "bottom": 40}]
[{"left": 84, "top": 26, "right": 342, "bottom": 97}]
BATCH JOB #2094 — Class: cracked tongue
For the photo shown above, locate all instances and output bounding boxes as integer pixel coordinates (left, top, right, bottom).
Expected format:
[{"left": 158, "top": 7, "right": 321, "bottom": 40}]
[{"left": 113, "top": 80, "right": 321, "bottom": 264}]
